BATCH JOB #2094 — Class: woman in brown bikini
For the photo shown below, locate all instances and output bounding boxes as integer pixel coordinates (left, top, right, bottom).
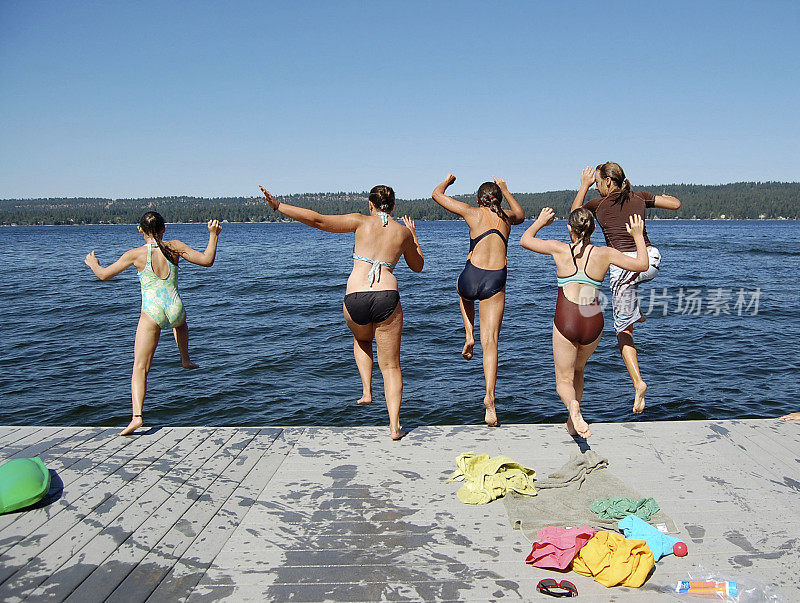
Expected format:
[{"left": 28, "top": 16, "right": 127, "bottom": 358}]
[{"left": 520, "top": 207, "right": 648, "bottom": 438}]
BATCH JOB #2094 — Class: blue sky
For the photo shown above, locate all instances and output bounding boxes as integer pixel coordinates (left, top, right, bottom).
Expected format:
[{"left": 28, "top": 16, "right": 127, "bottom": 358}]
[{"left": 1, "top": 1, "right": 798, "bottom": 199}]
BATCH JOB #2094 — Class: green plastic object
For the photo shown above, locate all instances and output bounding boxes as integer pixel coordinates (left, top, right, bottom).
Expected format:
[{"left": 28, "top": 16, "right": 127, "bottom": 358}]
[{"left": 0, "top": 457, "right": 51, "bottom": 513}]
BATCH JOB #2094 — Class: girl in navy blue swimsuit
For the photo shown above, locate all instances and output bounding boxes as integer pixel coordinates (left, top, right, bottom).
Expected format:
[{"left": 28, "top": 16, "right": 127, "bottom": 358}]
[{"left": 432, "top": 174, "right": 525, "bottom": 426}]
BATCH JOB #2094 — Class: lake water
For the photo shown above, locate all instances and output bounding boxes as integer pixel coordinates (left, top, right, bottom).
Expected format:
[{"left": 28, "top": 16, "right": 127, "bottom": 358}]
[{"left": 1, "top": 220, "right": 798, "bottom": 428}]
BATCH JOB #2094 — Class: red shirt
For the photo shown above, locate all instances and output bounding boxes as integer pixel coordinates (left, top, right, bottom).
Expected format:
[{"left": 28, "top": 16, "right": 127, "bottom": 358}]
[{"left": 583, "top": 191, "right": 655, "bottom": 252}]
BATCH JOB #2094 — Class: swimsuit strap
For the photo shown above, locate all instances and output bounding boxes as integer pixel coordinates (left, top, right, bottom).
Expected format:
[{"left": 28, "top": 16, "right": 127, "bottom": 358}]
[
  {"left": 353, "top": 253, "right": 395, "bottom": 287},
  {"left": 145, "top": 242, "right": 154, "bottom": 268},
  {"left": 469, "top": 229, "right": 508, "bottom": 252},
  {"left": 479, "top": 205, "right": 503, "bottom": 229},
  {"left": 559, "top": 243, "right": 603, "bottom": 287},
  {"left": 584, "top": 245, "right": 594, "bottom": 265},
  {"left": 377, "top": 211, "right": 390, "bottom": 227},
  {"left": 569, "top": 243, "right": 579, "bottom": 270}
]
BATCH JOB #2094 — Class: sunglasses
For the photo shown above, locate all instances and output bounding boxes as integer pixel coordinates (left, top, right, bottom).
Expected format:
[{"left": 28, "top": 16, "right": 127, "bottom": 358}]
[{"left": 536, "top": 578, "right": 578, "bottom": 598}]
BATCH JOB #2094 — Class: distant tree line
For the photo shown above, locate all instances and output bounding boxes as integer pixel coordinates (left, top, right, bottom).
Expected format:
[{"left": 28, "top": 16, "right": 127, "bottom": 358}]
[{"left": 1, "top": 182, "right": 798, "bottom": 225}]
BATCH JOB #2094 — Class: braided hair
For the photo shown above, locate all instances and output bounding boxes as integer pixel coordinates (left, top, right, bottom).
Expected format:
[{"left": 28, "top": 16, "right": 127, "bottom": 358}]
[
  {"left": 139, "top": 211, "right": 178, "bottom": 265},
  {"left": 568, "top": 208, "right": 595, "bottom": 255},
  {"left": 476, "top": 182, "right": 509, "bottom": 223}
]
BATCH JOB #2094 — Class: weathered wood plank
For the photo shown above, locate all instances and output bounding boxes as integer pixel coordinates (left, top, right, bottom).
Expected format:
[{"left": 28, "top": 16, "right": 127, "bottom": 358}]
[
  {"left": 0, "top": 428, "right": 141, "bottom": 535},
  {"left": 0, "top": 427, "right": 70, "bottom": 458},
  {"left": 142, "top": 428, "right": 301, "bottom": 603},
  {"left": 1, "top": 421, "right": 798, "bottom": 602},
  {"left": 0, "top": 427, "right": 171, "bottom": 556},
  {"left": 0, "top": 426, "right": 62, "bottom": 449},
  {"left": 0, "top": 428, "right": 191, "bottom": 599},
  {"left": 46, "top": 429, "right": 264, "bottom": 603},
  {"left": 82, "top": 429, "right": 283, "bottom": 603}
]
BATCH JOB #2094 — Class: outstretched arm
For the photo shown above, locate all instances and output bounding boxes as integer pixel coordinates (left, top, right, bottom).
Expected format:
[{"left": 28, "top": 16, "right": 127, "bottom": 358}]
[
  {"left": 519, "top": 207, "right": 562, "bottom": 255},
  {"left": 603, "top": 215, "right": 650, "bottom": 272},
  {"left": 260, "top": 186, "right": 362, "bottom": 233},
  {"left": 652, "top": 194, "right": 681, "bottom": 210},
  {"left": 401, "top": 216, "right": 424, "bottom": 272},
  {"left": 571, "top": 166, "right": 595, "bottom": 212},
  {"left": 84, "top": 249, "right": 136, "bottom": 281},
  {"left": 432, "top": 174, "right": 473, "bottom": 219},
  {"left": 171, "top": 220, "right": 222, "bottom": 267},
  {"left": 494, "top": 177, "right": 525, "bottom": 225}
]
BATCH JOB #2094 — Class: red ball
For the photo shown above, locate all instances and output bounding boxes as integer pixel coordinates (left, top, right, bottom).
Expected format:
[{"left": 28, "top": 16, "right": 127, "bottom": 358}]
[{"left": 673, "top": 542, "right": 688, "bottom": 557}]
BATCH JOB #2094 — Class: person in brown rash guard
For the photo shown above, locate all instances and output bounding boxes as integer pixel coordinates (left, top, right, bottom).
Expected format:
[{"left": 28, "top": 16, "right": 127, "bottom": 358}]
[{"left": 571, "top": 163, "right": 680, "bottom": 414}]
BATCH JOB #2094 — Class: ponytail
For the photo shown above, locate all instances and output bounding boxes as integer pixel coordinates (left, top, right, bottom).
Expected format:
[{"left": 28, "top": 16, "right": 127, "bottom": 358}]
[
  {"left": 154, "top": 232, "right": 178, "bottom": 266},
  {"left": 568, "top": 208, "right": 595, "bottom": 254},
  {"left": 619, "top": 178, "right": 632, "bottom": 205},
  {"left": 139, "top": 211, "right": 178, "bottom": 265},
  {"left": 596, "top": 161, "right": 632, "bottom": 205},
  {"left": 476, "top": 182, "right": 509, "bottom": 224}
]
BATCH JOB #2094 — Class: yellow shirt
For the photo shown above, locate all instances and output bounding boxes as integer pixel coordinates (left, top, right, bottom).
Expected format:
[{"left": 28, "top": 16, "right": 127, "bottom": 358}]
[{"left": 572, "top": 530, "right": 654, "bottom": 588}]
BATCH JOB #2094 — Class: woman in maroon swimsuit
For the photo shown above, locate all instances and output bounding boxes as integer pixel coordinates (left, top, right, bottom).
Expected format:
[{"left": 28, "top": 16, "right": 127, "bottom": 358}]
[{"left": 520, "top": 207, "right": 648, "bottom": 438}]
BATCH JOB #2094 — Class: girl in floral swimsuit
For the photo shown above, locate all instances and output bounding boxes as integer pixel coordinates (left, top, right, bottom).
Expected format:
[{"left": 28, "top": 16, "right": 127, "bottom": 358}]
[{"left": 85, "top": 212, "right": 221, "bottom": 435}]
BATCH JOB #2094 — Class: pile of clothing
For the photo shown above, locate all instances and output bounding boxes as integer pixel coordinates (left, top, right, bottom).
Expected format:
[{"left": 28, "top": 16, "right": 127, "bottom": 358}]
[{"left": 447, "top": 451, "right": 687, "bottom": 589}]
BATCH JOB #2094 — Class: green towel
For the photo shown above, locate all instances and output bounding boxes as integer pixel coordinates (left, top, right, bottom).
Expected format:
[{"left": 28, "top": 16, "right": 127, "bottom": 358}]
[
  {"left": 447, "top": 452, "right": 537, "bottom": 505},
  {"left": 590, "top": 496, "right": 660, "bottom": 520}
]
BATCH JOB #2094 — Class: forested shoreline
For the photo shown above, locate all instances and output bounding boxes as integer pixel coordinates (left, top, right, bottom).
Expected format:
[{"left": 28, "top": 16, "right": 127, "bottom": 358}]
[{"left": 1, "top": 182, "right": 798, "bottom": 225}]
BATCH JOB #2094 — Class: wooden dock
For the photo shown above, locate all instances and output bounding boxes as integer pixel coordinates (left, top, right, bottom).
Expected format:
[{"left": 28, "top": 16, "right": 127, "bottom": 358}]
[{"left": 0, "top": 420, "right": 798, "bottom": 601}]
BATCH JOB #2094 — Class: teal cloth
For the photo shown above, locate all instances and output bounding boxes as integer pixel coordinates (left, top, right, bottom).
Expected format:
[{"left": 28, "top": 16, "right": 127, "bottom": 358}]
[
  {"left": 618, "top": 514, "right": 681, "bottom": 562},
  {"left": 590, "top": 496, "right": 660, "bottom": 521}
]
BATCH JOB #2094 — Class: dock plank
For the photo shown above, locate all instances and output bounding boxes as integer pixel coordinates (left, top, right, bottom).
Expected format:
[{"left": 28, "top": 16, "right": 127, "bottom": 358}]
[
  {"left": 0, "top": 427, "right": 172, "bottom": 556},
  {"left": 50, "top": 429, "right": 266, "bottom": 603},
  {"left": 0, "top": 428, "right": 190, "bottom": 598},
  {"left": 0, "top": 428, "right": 143, "bottom": 535},
  {"left": 0, "top": 427, "right": 70, "bottom": 459},
  {"left": 1, "top": 420, "right": 798, "bottom": 602},
  {"left": 28, "top": 430, "right": 244, "bottom": 601},
  {"left": 142, "top": 428, "right": 301, "bottom": 603}
]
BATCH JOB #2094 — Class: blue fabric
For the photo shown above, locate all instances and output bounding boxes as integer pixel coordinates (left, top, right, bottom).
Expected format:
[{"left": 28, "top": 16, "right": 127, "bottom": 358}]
[
  {"left": 557, "top": 271, "right": 603, "bottom": 289},
  {"left": 352, "top": 254, "right": 395, "bottom": 287},
  {"left": 618, "top": 514, "right": 681, "bottom": 562}
]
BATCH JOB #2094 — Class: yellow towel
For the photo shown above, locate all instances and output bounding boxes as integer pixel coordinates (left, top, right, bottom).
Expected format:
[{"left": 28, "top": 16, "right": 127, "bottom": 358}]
[
  {"left": 447, "top": 452, "right": 536, "bottom": 504},
  {"left": 572, "top": 531, "right": 654, "bottom": 588}
]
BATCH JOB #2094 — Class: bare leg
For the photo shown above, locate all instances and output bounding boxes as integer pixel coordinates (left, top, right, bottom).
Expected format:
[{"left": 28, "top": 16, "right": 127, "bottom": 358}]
[
  {"left": 780, "top": 412, "right": 800, "bottom": 421},
  {"left": 353, "top": 338, "right": 373, "bottom": 405},
  {"left": 375, "top": 303, "right": 405, "bottom": 440},
  {"left": 478, "top": 290, "right": 505, "bottom": 427},
  {"left": 573, "top": 330, "right": 601, "bottom": 403},
  {"left": 617, "top": 325, "right": 647, "bottom": 414},
  {"left": 553, "top": 324, "right": 593, "bottom": 438},
  {"left": 566, "top": 332, "right": 601, "bottom": 435},
  {"left": 458, "top": 293, "right": 475, "bottom": 360},
  {"left": 124, "top": 312, "right": 161, "bottom": 436},
  {"left": 173, "top": 317, "right": 198, "bottom": 369},
  {"left": 344, "top": 303, "right": 375, "bottom": 406}
]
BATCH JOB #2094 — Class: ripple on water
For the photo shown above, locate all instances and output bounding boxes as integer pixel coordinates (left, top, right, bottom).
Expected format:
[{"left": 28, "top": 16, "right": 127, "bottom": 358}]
[{"left": 1, "top": 220, "right": 799, "bottom": 427}]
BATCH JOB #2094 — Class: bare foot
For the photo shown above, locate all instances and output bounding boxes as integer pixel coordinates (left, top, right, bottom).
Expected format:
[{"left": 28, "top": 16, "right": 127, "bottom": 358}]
[
  {"left": 462, "top": 339, "right": 474, "bottom": 360},
  {"left": 780, "top": 412, "right": 800, "bottom": 421},
  {"left": 357, "top": 393, "right": 372, "bottom": 406},
  {"left": 633, "top": 381, "right": 647, "bottom": 414},
  {"left": 484, "top": 396, "right": 498, "bottom": 427},
  {"left": 120, "top": 416, "right": 143, "bottom": 436},
  {"left": 567, "top": 400, "right": 591, "bottom": 438},
  {"left": 564, "top": 418, "right": 579, "bottom": 437},
  {"left": 182, "top": 360, "right": 199, "bottom": 369},
  {"left": 391, "top": 427, "right": 407, "bottom": 440}
]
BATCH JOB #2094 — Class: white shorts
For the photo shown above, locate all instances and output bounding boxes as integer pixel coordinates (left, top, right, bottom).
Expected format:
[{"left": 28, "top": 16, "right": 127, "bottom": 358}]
[{"left": 608, "top": 246, "right": 661, "bottom": 334}]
